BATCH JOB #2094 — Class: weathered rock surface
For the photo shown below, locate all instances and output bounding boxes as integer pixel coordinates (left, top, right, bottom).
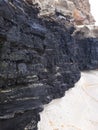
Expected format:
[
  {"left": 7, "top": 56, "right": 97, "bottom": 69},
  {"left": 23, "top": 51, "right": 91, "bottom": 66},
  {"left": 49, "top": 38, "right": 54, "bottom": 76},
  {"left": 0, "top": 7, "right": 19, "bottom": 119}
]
[
  {"left": 0, "top": 0, "right": 98, "bottom": 130},
  {"left": 73, "top": 26, "right": 98, "bottom": 70},
  {"left": 33, "top": 0, "right": 95, "bottom": 25}
]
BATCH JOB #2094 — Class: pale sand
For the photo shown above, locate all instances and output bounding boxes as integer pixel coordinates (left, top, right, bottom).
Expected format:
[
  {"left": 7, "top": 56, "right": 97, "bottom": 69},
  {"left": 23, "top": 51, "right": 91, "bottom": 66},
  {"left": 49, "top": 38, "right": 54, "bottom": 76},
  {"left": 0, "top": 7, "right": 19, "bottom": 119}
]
[{"left": 38, "top": 70, "right": 98, "bottom": 130}]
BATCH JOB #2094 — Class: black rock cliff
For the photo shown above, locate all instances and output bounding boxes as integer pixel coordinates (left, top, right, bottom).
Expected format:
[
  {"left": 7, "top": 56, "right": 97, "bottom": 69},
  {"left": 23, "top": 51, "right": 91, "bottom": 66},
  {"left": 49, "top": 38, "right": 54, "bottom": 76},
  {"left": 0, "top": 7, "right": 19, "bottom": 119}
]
[{"left": 0, "top": 1, "right": 98, "bottom": 130}]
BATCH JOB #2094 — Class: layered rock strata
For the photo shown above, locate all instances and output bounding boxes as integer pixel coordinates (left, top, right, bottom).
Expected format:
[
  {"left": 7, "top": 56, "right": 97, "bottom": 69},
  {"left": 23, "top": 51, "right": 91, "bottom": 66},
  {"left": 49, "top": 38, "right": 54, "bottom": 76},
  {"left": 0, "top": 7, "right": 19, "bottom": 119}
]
[{"left": 0, "top": 0, "right": 98, "bottom": 130}]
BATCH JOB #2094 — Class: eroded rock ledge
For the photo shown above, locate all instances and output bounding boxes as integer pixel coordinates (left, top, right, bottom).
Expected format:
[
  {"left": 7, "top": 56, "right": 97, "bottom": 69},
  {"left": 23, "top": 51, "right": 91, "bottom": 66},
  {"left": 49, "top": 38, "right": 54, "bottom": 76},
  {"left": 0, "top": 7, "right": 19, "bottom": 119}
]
[{"left": 0, "top": 0, "right": 98, "bottom": 130}]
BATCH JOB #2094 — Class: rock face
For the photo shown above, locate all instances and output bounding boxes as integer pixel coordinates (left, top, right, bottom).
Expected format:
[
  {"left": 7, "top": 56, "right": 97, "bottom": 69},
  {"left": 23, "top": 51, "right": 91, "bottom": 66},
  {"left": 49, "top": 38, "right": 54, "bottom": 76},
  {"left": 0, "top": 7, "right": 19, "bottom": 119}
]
[
  {"left": 0, "top": 0, "right": 98, "bottom": 130},
  {"left": 33, "top": 0, "right": 95, "bottom": 25},
  {"left": 73, "top": 26, "right": 98, "bottom": 70}
]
